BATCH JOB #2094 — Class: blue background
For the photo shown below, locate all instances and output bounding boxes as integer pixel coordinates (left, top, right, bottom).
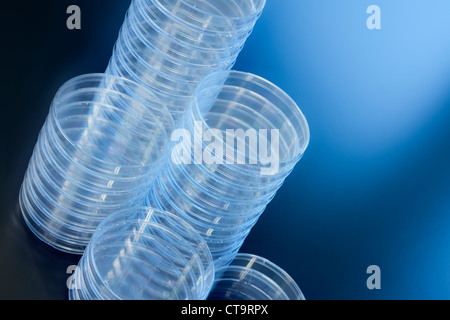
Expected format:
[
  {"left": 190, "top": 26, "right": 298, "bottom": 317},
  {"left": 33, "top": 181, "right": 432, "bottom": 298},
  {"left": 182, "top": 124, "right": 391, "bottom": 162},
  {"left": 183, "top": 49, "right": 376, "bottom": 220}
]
[
  {"left": 238, "top": 0, "right": 450, "bottom": 299},
  {"left": 1, "top": 0, "right": 450, "bottom": 299}
]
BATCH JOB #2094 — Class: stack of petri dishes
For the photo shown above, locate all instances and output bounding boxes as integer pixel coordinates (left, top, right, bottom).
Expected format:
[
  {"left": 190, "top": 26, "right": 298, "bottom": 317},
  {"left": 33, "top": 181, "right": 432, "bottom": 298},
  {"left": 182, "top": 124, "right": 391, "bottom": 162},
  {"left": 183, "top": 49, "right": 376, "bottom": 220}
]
[
  {"left": 106, "top": 0, "right": 266, "bottom": 122},
  {"left": 146, "top": 71, "right": 310, "bottom": 269},
  {"left": 19, "top": 74, "right": 174, "bottom": 254},
  {"left": 208, "top": 254, "right": 305, "bottom": 300},
  {"left": 69, "top": 207, "right": 215, "bottom": 300},
  {"left": 20, "top": 0, "right": 309, "bottom": 301}
]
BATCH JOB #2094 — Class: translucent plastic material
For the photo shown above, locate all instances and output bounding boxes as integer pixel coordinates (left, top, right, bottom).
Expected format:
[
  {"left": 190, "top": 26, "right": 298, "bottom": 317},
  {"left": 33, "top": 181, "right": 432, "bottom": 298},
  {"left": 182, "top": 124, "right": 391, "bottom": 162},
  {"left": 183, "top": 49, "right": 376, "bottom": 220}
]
[
  {"left": 147, "top": 71, "right": 310, "bottom": 268},
  {"left": 208, "top": 254, "right": 305, "bottom": 300},
  {"left": 106, "top": 0, "right": 266, "bottom": 121},
  {"left": 69, "top": 207, "right": 215, "bottom": 300},
  {"left": 19, "top": 74, "right": 174, "bottom": 254}
]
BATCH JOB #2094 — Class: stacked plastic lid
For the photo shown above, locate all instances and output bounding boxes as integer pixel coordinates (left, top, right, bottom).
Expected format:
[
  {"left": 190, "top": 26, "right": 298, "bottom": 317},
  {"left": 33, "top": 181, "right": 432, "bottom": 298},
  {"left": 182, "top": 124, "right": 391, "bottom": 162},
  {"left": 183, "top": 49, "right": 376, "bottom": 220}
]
[
  {"left": 69, "top": 207, "right": 215, "bottom": 300},
  {"left": 147, "top": 70, "right": 310, "bottom": 269},
  {"left": 19, "top": 74, "right": 174, "bottom": 254},
  {"left": 106, "top": 0, "right": 266, "bottom": 122},
  {"left": 209, "top": 254, "right": 305, "bottom": 300}
]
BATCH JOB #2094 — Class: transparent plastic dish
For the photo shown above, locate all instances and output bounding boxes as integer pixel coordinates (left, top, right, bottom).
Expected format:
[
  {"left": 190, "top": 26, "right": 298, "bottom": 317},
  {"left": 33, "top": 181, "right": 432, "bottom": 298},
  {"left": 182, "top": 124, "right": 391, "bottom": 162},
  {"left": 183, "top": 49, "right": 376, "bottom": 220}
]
[
  {"left": 20, "top": 74, "right": 174, "bottom": 254},
  {"left": 148, "top": 71, "right": 310, "bottom": 267},
  {"left": 208, "top": 254, "right": 305, "bottom": 300},
  {"left": 69, "top": 207, "right": 215, "bottom": 300}
]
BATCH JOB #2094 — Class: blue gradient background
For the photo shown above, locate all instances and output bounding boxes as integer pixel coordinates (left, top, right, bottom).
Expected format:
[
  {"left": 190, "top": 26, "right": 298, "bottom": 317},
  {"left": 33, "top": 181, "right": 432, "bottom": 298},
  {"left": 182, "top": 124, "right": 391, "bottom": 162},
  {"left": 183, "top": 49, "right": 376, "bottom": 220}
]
[
  {"left": 237, "top": 0, "right": 450, "bottom": 299},
  {"left": 2, "top": 0, "right": 450, "bottom": 300}
]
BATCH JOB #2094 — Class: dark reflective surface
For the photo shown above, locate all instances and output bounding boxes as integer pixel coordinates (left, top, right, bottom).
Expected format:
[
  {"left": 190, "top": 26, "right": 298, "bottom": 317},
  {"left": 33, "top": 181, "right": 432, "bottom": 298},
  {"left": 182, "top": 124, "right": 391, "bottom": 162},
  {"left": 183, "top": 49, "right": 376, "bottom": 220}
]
[{"left": 0, "top": 195, "right": 80, "bottom": 299}]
